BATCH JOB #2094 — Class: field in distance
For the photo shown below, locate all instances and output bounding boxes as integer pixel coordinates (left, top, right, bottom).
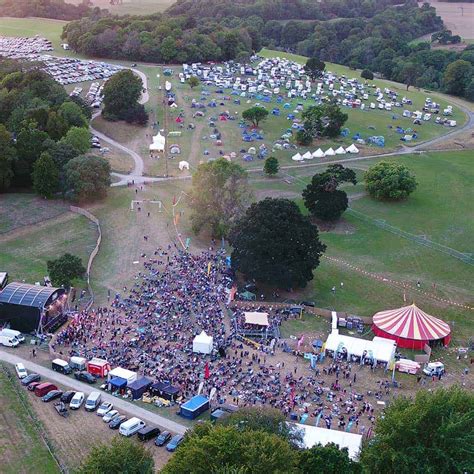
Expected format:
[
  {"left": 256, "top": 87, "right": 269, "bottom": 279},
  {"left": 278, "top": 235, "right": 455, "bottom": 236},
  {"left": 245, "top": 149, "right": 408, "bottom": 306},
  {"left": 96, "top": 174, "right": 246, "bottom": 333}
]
[{"left": 69, "top": 0, "right": 175, "bottom": 15}]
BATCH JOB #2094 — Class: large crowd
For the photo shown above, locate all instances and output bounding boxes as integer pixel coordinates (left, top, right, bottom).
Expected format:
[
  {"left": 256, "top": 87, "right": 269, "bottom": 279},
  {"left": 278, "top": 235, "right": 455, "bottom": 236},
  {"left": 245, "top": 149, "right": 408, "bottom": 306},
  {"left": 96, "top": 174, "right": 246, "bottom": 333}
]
[{"left": 53, "top": 246, "right": 394, "bottom": 433}]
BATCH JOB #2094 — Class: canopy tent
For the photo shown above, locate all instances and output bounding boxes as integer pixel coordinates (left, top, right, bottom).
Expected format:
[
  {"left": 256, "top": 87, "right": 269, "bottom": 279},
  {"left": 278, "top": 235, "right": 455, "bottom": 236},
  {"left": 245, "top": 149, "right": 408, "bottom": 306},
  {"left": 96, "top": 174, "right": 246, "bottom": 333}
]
[
  {"left": 193, "top": 331, "right": 213, "bottom": 354},
  {"left": 312, "top": 148, "right": 325, "bottom": 158},
  {"left": 127, "top": 376, "right": 152, "bottom": 400},
  {"left": 151, "top": 382, "right": 180, "bottom": 401},
  {"left": 107, "top": 367, "right": 137, "bottom": 384},
  {"left": 372, "top": 303, "right": 451, "bottom": 349},
  {"left": 149, "top": 132, "right": 165, "bottom": 152},
  {"left": 345, "top": 143, "right": 359, "bottom": 154},
  {"left": 109, "top": 376, "right": 127, "bottom": 390},
  {"left": 244, "top": 311, "right": 269, "bottom": 327}
]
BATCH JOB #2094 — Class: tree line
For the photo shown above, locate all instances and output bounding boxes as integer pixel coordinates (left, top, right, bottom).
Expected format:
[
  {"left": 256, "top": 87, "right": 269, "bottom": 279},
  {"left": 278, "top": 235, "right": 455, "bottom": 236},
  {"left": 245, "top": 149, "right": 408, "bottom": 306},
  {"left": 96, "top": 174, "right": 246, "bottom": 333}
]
[
  {"left": 0, "top": 0, "right": 97, "bottom": 21},
  {"left": 0, "top": 59, "right": 110, "bottom": 202}
]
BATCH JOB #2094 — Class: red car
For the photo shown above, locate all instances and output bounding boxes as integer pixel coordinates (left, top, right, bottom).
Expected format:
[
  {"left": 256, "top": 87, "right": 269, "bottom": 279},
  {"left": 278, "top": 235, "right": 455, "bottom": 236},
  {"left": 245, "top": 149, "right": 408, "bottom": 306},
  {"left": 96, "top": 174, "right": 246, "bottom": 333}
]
[
  {"left": 34, "top": 383, "right": 58, "bottom": 397},
  {"left": 27, "top": 382, "right": 42, "bottom": 392}
]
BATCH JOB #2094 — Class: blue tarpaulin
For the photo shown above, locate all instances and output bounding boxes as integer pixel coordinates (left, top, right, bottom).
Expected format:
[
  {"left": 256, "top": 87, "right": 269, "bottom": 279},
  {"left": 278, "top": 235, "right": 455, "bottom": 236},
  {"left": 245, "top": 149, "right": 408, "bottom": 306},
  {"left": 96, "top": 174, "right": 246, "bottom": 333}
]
[
  {"left": 109, "top": 376, "right": 127, "bottom": 389},
  {"left": 128, "top": 377, "right": 152, "bottom": 400}
]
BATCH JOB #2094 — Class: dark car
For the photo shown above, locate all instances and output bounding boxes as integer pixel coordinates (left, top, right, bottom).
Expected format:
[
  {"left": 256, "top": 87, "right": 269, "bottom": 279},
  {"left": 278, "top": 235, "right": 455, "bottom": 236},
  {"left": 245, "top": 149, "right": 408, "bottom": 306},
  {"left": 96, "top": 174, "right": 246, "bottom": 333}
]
[
  {"left": 21, "top": 373, "right": 41, "bottom": 386},
  {"left": 138, "top": 426, "right": 160, "bottom": 442},
  {"left": 60, "top": 391, "right": 76, "bottom": 403},
  {"left": 42, "top": 390, "right": 63, "bottom": 402},
  {"left": 166, "top": 434, "right": 184, "bottom": 452},
  {"left": 155, "top": 431, "right": 172, "bottom": 447},
  {"left": 74, "top": 371, "right": 96, "bottom": 384},
  {"left": 300, "top": 300, "right": 316, "bottom": 307},
  {"left": 27, "top": 382, "right": 42, "bottom": 392},
  {"left": 109, "top": 415, "right": 127, "bottom": 430}
]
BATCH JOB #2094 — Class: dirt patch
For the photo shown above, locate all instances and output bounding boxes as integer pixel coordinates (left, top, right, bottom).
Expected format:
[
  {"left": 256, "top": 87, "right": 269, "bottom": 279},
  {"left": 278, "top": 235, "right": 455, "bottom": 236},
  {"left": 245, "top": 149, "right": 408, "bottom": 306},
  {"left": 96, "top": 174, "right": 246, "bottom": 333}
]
[
  {"left": 425, "top": 129, "right": 474, "bottom": 150},
  {"left": 311, "top": 217, "right": 356, "bottom": 234},
  {"left": 254, "top": 189, "right": 301, "bottom": 200}
]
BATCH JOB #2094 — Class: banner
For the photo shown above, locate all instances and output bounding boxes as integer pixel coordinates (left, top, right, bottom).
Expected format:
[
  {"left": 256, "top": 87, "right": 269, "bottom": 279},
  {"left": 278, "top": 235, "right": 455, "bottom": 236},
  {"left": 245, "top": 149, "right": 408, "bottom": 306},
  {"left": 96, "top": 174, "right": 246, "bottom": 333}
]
[
  {"left": 204, "top": 361, "right": 210, "bottom": 380},
  {"left": 207, "top": 262, "right": 211, "bottom": 276}
]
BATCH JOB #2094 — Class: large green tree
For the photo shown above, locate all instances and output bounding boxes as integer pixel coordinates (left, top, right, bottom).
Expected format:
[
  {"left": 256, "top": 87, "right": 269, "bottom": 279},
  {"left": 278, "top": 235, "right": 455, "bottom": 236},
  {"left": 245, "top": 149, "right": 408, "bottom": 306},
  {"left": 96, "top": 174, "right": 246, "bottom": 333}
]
[
  {"left": 242, "top": 106, "right": 269, "bottom": 128},
  {"left": 303, "top": 164, "right": 357, "bottom": 221},
  {"left": 162, "top": 423, "right": 297, "bottom": 474},
  {"left": 299, "top": 102, "right": 348, "bottom": 142},
  {"left": 263, "top": 156, "right": 279, "bottom": 176},
  {"left": 78, "top": 436, "right": 154, "bottom": 474},
  {"left": 60, "top": 126, "right": 91, "bottom": 154},
  {"left": 229, "top": 198, "right": 326, "bottom": 288},
  {"left": 47, "top": 253, "right": 86, "bottom": 288},
  {"left": 0, "top": 124, "right": 16, "bottom": 191},
  {"left": 32, "top": 151, "right": 59, "bottom": 198},
  {"left": 365, "top": 161, "right": 417, "bottom": 200},
  {"left": 103, "top": 69, "right": 148, "bottom": 124},
  {"left": 304, "top": 57, "right": 326, "bottom": 80},
  {"left": 443, "top": 60, "right": 473, "bottom": 96},
  {"left": 299, "top": 443, "right": 361, "bottom": 474},
  {"left": 360, "top": 386, "right": 474, "bottom": 474},
  {"left": 58, "top": 101, "right": 88, "bottom": 129},
  {"left": 64, "top": 154, "right": 111, "bottom": 202},
  {"left": 190, "top": 158, "right": 252, "bottom": 238}
]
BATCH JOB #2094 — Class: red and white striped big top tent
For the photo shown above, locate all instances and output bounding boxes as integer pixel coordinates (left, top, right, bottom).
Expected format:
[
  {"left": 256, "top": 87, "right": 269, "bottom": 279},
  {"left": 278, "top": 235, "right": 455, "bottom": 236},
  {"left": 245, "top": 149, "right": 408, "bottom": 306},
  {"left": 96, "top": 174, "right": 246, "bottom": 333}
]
[{"left": 372, "top": 303, "right": 451, "bottom": 350}]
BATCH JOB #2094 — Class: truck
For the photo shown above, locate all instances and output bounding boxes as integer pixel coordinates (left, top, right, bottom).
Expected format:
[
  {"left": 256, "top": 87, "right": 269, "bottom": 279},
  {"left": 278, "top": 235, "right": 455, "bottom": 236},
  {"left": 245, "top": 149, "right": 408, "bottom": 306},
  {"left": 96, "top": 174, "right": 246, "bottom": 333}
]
[
  {"left": 0, "top": 334, "right": 19, "bottom": 347},
  {"left": 423, "top": 362, "right": 445, "bottom": 377},
  {"left": 0, "top": 329, "right": 25, "bottom": 343}
]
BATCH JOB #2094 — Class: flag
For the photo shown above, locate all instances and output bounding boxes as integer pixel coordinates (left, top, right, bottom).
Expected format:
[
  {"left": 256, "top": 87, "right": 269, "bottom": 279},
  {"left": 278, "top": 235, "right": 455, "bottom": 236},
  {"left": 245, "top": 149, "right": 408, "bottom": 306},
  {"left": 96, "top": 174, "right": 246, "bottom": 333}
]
[
  {"left": 403, "top": 291, "right": 406, "bottom": 303},
  {"left": 297, "top": 334, "right": 305, "bottom": 350},
  {"left": 204, "top": 361, "right": 210, "bottom": 380},
  {"left": 207, "top": 262, "right": 211, "bottom": 276},
  {"left": 185, "top": 237, "right": 191, "bottom": 249}
]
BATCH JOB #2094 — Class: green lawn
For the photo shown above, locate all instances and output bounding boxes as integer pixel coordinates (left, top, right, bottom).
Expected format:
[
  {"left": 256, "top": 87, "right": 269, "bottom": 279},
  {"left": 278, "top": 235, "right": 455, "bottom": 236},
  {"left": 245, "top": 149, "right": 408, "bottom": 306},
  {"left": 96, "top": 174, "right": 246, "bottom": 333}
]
[{"left": 0, "top": 366, "right": 60, "bottom": 474}]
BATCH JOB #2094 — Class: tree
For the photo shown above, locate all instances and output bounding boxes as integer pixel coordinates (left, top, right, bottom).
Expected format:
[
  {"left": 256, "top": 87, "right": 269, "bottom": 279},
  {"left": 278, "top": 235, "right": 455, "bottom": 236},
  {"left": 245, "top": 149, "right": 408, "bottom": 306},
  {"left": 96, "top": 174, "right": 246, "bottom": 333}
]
[
  {"left": 400, "top": 62, "right": 422, "bottom": 90},
  {"left": 300, "top": 102, "right": 348, "bottom": 140},
  {"left": 78, "top": 436, "right": 154, "bottom": 474},
  {"left": 187, "top": 76, "right": 200, "bottom": 89},
  {"left": 303, "top": 164, "right": 357, "bottom": 221},
  {"left": 58, "top": 101, "right": 88, "bottom": 129},
  {"left": 242, "top": 106, "right": 269, "bottom": 128},
  {"left": 60, "top": 126, "right": 91, "bottom": 154},
  {"left": 229, "top": 198, "right": 326, "bottom": 288},
  {"left": 162, "top": 423, "right": 297, "bottom": 474},
  {"left": 443, "top": 60, "right": 473, "bottom": 96},
  {"left": 361, "top": 69, "right": 374, "bottom": 80},
  {"left": 190, "top": 158, "right": 252, "bottom": 238},
  {"left": 299, "top": 443, "right": 361, "bottom": 474},
  {"left": 65, "top": 154, "right": 111, "bottom": 202},
  {"left": 360, "top": 386, "right": 474, "bottom": 474},
  {"left": 263, "top": 156, "right": 279, "bottom": 176},
  {"left": 47, "top": 253, "right": 86, "bottom": 288},
  {"left": 103, "top": 69, "right": 148, "bottom": 124},
  {"left": 304, "top": 57, "right": 326, "bottom": 80},
  {"left": 0, "top": 124, "right": 16, "bottom": 191},
  {"left": 365, "top": 161, "right": 417, "bottom": 200},
  {"left": 32, "top": 152, "right": 59, "bottom": 198},
  {"left": 465, "top": 79, "right": 474, "bottom": 101}
]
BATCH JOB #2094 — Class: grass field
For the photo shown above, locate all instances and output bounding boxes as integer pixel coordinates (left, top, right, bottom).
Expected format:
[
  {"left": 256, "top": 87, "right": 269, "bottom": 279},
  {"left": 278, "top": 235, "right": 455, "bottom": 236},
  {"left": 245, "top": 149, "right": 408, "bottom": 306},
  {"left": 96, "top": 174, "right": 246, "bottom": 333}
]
[
  {"left": 0, "top": 366, "right": 60, "bottom": 474},
  {"left": 68, "top": 0, "right": 174, "bottom": 16}
]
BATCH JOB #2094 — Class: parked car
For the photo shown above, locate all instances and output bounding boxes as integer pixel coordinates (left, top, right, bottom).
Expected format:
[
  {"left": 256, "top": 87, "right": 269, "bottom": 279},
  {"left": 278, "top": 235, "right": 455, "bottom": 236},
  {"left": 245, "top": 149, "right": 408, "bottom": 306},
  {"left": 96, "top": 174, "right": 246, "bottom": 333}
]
[
  {"left": 52, "top": 359, "right": 72, "bottom": 375},
  {"left": 300, "top": 300, "right": 316, "bottom": 307},
  {"left": 1, "top": 329, "right": 25, "bottom": 343},
  {"left": 21, "top": 373, "right": 41, "bottom": 386},
  {"left": 166, "top": 434, "right": 184, "bottom": 452},
  {"left": 97, "top": 401, "right": 113, "bottom": 416},
  {"left": 109, "top": 415, "right": 127, "bottom": 430},
  {"left": 27, "top": 381, "right": 42, "bottom": 392},
  {"left": 85, "top": 392, "right": 102, "bottom": 412},
  {"left": 74, "top": 371, "right": 96, "bottom": 384},
  {"left": 60, "top": 391, "right": 76, "bottom": 403},
  {"left": 15, "top": 363, "right": 28, "bottom": 379},
  {"left": 69, "top": 392, "right": 85, "bottom": 410},
  {"left": 155, "top": 431, "right": 172, "bottom": 447},
  {"left": 102, "top": 410, "right": 119, "bottom": 423},
  {"left": 35, "top": 383, "right": 58, "bottom": 397},
  {"left": 42, "top": 390, "right": 63, "bottom": 402},
  {"left": 138, "top": 426, "right": 160, "bottom": 442},
  {"left": 119, "top": 417, "right": 146, "bottom": 437}
]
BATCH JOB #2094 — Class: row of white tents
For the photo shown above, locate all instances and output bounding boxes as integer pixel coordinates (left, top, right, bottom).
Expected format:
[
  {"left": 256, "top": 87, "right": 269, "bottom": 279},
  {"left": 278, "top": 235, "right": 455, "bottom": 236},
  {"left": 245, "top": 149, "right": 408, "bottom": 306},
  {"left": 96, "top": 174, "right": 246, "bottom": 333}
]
[{"left": 292, "top": 144, "right": 359, "bottom": 161}]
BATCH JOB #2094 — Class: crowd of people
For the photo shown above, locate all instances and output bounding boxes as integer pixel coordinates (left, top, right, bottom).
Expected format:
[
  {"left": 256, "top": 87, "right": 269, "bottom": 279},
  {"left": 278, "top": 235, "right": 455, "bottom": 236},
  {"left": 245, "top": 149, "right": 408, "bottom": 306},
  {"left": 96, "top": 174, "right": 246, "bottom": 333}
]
[{"left": 53, "top": 246, "right": 391, "bottom": 433}]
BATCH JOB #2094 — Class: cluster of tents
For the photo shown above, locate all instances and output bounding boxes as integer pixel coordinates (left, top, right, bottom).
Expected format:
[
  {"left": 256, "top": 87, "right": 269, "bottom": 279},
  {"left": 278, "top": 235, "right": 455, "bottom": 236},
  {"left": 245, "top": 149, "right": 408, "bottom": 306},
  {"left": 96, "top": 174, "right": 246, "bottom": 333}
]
[{"left": 291, "top": 144, "right": 359, "bottom": 161}]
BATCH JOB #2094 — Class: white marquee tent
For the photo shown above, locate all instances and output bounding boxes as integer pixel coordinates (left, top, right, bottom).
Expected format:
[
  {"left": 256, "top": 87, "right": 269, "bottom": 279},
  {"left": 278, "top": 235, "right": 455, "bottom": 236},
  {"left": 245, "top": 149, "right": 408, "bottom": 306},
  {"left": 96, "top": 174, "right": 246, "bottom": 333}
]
[
  {"left": 345, "top": 143, "right": 359, "bottom": 154},
  {"left": 312, "top": 148, "right": 325, "bottom": 158},
  {"left": 149, "top": 132, "right": 165, "bottom": 152},
  {"left": 302, "top": 151, "right": 312, "bottom": 160},
  {"left": 325, "top": 147, "right": 335, "bottom": 156},
  {"left": 335, "top": 146, "right": 347, "bottom": 155},
  {"left": 179, "top": 160, "right": 190, "bottom": 171},
  {"left": 291, "top": 152, "right": 303, "bottom": 161},
  {"left": 193, "top": 331, "right": 214, "bottom": 354}
]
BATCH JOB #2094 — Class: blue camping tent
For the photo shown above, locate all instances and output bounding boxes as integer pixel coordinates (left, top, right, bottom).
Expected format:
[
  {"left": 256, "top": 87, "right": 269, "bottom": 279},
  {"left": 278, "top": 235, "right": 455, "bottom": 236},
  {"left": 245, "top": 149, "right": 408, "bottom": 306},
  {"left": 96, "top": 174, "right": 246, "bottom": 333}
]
[
  {"left": 128, "top": 377, "right": 152, "bottom": 400},
  {"left": 109, "top": 376, "right": 127, "bottom": 391}
]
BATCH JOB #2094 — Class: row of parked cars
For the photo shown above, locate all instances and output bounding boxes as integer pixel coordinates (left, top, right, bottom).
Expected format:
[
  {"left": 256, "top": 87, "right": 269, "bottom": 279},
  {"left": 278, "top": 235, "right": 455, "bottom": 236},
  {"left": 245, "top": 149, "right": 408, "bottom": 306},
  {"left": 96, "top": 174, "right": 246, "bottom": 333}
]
[{"left": 15, "top": 363, "right": 184, "bottom": 451}]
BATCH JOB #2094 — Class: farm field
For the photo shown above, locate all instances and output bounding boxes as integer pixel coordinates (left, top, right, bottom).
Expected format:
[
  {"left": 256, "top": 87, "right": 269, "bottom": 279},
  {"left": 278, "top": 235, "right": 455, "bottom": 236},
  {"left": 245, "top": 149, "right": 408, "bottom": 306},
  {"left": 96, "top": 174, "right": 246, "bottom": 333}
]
[
  {"left": 69, "top": 0, "right": 175, "bottom": 16},
  {"left": 422, "top": 0, "right": 474, "bottom": 39},
  {"left": 0, "top": 366, "right": 60, "bottom": 474}
]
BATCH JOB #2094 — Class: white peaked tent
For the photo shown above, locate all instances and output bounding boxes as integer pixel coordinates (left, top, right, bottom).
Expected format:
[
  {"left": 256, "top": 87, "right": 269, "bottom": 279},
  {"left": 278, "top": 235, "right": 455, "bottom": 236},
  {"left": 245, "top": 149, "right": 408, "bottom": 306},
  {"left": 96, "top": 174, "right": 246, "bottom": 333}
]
[
  {"left": 325, "top": 147, "right": 335, "bottom": 156},
  {"left": 345, "top": 143, "right": 359, "bottom": 154},
  {"left": 179, "top": 160, "right": 190, "bottom": 171},
  {"left": 312, "top": 148, "right": 325, "bottom": 158},
  {"left": 291, "top": 152, "right": 303, "bottom": 161},
  {"left": 302, "top": 151, "right": 313, "bottom": 160},
  {"left": 149, "top": 132, "right": 165, "bottom": 152},
  {"left": 193, "top": 331, "right": 213, "bottom": 354},
  {"left": 335, "top": 146, "right": 346, "bottom": 155}
]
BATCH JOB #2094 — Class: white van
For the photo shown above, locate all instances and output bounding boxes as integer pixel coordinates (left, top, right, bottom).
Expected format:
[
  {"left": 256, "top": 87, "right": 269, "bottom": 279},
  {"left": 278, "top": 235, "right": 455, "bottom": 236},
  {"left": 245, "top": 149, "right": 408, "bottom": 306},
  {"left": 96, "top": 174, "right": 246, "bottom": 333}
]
[
  {"left": 15, "top": 363, "right": 28, "bottom": 379},
  {"left": 52, "top": 358, "right": 72, "bottom": 375},
  {"left": 0, "top": 335, "right": 19, "bottom": 347},
  {"left": 0, "top": 329, "right": 25, "bottom": 343},
  {"left": 85, "top": 391, "right": 102, "bottom": 411},
  {"left": 70, "top": 392, "right": 85, "bottom": 410},
  {"left": 119, "top": 417, "right": 146, "bottom": 437}
]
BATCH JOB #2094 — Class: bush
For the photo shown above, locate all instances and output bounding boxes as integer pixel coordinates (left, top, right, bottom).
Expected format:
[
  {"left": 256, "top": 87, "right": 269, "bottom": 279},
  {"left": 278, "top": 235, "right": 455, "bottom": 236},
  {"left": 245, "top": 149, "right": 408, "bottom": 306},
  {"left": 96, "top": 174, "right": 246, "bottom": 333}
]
[
  {"left": 365, "top": 161, "right": 417, "bottom": 200},
  {"left": 361, "top": 69, "right": 374, "bottom": 80}
]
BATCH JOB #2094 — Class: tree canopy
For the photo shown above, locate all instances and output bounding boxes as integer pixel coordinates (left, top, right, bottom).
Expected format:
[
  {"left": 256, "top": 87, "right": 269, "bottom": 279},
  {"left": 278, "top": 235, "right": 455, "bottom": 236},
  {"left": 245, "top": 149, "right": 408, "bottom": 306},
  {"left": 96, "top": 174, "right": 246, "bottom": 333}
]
[
  {"left": 229, "top": 198, "right": 326, "bottom": 288},
  {"left": 303, "top": 164, "right": 357, "bottom": 221},
  {"left": 190, "top": 158, "right": 252, "bottom": 238},
  {"left": 32, "top": 151, "right": 59, "bottom": 198},
  {"left": 78, "top": 436, "right": 154, "bottom": 474},
  {"left": 47, "top": 253, "right": 86, "bottom": 288},
  {"left": 304, "top": 57, "right": 326, "bottom": 80},
  {"left": 300, "top": 443, "right": 361, "bottom": 474},
  {"left": 263, "top": 156, "right": 279, "bottom": 176},
  {"left": 365, "top": 161, "right": 417, "bottom": 200},
  {"left": 360, "top": 386, "right": 474, "bottom": 474},
  {"left": 242, "top": 106, "right": 269, "bottom": 128}
]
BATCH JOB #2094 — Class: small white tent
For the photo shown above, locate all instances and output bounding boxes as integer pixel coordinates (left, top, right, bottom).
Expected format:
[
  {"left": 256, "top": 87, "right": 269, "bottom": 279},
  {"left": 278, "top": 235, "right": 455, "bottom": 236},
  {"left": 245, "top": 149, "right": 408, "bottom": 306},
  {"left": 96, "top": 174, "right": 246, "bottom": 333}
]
[
  {"left": 345, "top": 144, "right": 359, "bottom": 154},
  {"left": 179, "top": 160, "right": 190, "bottom": 171},
  {"left": 291, "top": 152, "right": 303, "bottom": 161},
  {"left": 312, "top": 148, "right": 325, "bottom": 158},
  {"left": 325, "top": 147, "right": 335, "bottom": 156},
  {"left": 149, "top": 132, "right": 165, "bottom": 152},
  {"left": 335, "top": 146, "right": 346, "bottom": 155},
  {"left": 193, "top": 331, "right": 213, "bottom": 354},
  {"left": 302, "top": 151, "right": 312, "bottom": 160}
]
